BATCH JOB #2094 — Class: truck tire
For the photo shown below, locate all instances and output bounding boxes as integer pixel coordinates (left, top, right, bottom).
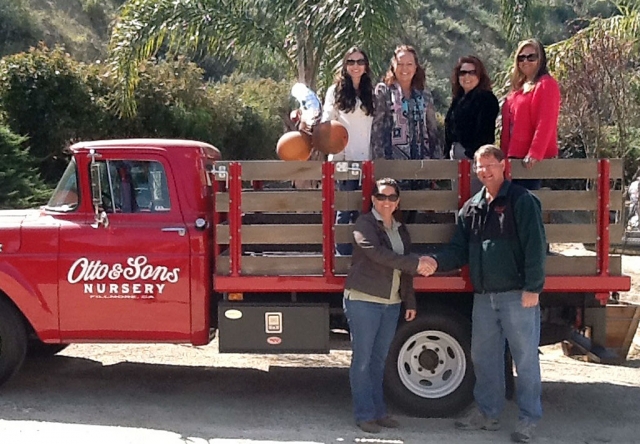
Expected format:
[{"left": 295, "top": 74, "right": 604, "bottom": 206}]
[
  {"left": 0, "top": 298, "right": 28, "bottom": 386},
  {"left": 27, "top": 340, "right": 69, "bottom": 358},
  {"left": 385, "top": 309, "right": 474, "bottom": 417}
]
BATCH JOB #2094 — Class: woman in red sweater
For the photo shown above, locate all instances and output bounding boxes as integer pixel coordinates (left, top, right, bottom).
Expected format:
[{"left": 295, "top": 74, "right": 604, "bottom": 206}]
[{"left": 501, "top": 39, "right": 561, "bottom": 190}]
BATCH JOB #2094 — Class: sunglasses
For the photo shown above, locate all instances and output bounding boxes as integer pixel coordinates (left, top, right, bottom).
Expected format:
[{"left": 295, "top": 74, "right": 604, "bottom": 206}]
[
  {"left": 373, "top": 193, "right": 399, "bottom": 202},
  {"left": 517, "top": 53, "right": 539, "bottom": 63},
  {"left": 458, "top": 69, "right": 477, "bottom": 77},
  {"left": 346, "top": 59, "right": 367, "bottom": 66}
]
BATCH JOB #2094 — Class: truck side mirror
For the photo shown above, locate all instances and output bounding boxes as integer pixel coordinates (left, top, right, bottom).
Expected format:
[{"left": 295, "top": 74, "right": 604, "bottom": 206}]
[
  {"left": 90, "top": 162, "right": 102, "bottom": 207},
  {"left": 89, "top": 161, "right": 109, "bottom": 228}
]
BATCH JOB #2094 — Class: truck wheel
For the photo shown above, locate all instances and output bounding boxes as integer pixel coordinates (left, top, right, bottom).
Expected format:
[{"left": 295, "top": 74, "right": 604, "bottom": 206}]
[
  {"left": 0, "top": 298, "right": 28, "bottom": 386},
  {"left": 385, "top": 309, "right": 474, "bottom": 417},
  {"left": 27, "top": 340, "right": 69, "bottom": 358}
]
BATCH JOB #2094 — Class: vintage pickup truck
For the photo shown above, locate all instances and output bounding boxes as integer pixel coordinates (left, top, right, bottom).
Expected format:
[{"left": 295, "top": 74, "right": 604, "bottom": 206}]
[{"left": 0, "top": 139, "right": 630, "bottom": 417}]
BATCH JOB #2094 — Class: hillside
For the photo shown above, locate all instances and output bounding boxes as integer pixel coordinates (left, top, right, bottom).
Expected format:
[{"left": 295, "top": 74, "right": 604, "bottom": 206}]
[
  {"left": 0, "top": 0, "right": 123, "bottom": 60},
  {"left": 0, "top": 0, "right": 616, "bottom": 106}
]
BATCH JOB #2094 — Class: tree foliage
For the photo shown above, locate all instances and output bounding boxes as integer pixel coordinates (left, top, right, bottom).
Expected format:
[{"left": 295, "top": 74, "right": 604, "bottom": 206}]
[
  {"left": 547, "top": 1, "right": 640, "bottom": 180},
  {"left": 500, "top": 0, "right": 534, "bottom": 45},
  {"left": 107, "top": 0, "right": 411, "bottom": 116},
  {"left": 0, "top": 44, "right": 290, "bottom": 190},
  {"left": 0, "top": 125, "right": 48, "bottom": 208},
  {"left": 0, "top": 44, "right": 100, "bottom": 183}
]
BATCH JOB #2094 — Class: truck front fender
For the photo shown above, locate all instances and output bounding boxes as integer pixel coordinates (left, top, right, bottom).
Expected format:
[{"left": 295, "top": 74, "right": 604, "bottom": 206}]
[{"left": 0, "top": 262, "right": 59, "bottom": 341}]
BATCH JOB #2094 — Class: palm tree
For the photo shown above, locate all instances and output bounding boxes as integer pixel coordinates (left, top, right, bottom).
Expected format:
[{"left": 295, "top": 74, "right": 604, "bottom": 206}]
[{"left": 108, "top": 0, "right": 411, "bottom": 117}]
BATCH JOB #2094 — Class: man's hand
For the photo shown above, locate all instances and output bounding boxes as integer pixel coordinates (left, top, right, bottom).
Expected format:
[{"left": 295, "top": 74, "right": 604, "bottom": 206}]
[
  {"left": 522, "top": 291, "right": 539, "bottom": 307},
  {"left": 405, "top": 309, "right": 417, "bottom": 322},
  {"left": 417, "top": 256, "right": 438, "bottom": 276}
]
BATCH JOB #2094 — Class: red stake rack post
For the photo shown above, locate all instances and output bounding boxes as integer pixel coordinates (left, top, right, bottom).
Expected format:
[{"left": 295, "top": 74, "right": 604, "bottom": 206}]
[
  {"left": 228, "top": 162, "right": 242, "bottom": 277},
  {"left": 361, "top": 161, "right": 374, "bottom": 214},
  {"left": 458, "top": 159, "right": 471, "bottom": 207},
  {"left": 212, "top": 173, "right": 220, "bottom": 259},
  {"left": 595, "top": 159, "right": 611, "bottom": 304},
  {"left": 322, "top": 161, "right": 336, "bottom": 277}
]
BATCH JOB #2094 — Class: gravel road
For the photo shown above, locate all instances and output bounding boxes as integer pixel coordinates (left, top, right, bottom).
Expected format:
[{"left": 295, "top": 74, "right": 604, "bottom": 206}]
[
  {"left": 2, "top": 341, "right": 639, "bottom": 443},
  {"left": 0, "top": 251, "right": 639, "bottom": 444}
]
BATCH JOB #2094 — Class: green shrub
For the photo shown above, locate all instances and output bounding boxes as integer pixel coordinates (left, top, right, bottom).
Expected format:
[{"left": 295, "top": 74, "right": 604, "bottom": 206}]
[
  {"left": 0, "top": 44, "right": 101, "bottom": 184},
  {"left": 0, "top": 125, "right": 50, "bottom": 209},
  {"left": 104, "top": 58, "right": 290, "bottom": 159},
  {"left": 0, "top": 46, "right": 292, "bottom": 192}
]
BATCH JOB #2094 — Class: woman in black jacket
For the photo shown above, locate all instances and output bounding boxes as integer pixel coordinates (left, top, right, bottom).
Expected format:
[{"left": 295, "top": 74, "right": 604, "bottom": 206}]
[{"left": 445, "top": 56, "right": 499, "bottom": 162}]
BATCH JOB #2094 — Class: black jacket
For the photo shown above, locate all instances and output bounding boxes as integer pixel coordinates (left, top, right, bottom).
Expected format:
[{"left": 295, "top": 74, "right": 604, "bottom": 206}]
[
  {"left": 344, "top": 211, "right": 418, "bottom": 309},
  {"left": 444, "top": 88, "right": 499, "bottom": 159}
]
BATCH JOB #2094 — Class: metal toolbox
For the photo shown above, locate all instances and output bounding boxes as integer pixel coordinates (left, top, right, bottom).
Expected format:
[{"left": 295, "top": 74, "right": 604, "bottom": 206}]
[{"left": 218, "top": 302, "right": 330, "bottom": 353}]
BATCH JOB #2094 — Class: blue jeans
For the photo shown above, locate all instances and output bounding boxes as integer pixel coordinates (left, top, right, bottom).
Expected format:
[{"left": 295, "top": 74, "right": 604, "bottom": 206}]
[
  {"left": 471, "top": 290, "right": 542, "bottom": 424},
  {"left": 336, "top": 180, "right": 360, "bottom": 255},
  {"left": 343, "top": 298, "right": 401, "bottom": 423}
]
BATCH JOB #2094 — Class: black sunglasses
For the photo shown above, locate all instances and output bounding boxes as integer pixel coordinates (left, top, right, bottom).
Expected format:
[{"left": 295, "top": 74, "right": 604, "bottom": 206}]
[
  {"left": 373, "top": 193, "right": 399, "bottom": 202},
  {"left": 346, "top": 59, "right": 367, "bottom": 66},
  {"left": 517, "top": 53, "right": 539, "bottom": 63},
  {"left": 458, "top": 69, "right": 477, "bottom": 76}
]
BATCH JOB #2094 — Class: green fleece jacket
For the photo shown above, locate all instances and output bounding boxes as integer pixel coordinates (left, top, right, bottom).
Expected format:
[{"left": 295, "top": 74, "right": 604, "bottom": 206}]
[{"left": 433, "top": 180, "right": 546, "bottom": 293}]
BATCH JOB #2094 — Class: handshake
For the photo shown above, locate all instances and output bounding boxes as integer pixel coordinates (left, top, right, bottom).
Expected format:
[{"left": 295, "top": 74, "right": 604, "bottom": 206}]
[{"left": 417, "top": 256, "right": 438, "bottom": 277}]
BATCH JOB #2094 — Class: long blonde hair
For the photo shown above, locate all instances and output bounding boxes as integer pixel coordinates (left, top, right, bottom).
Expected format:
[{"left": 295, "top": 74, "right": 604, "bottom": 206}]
[{"left": 509, "top": 38, "right": 550, "bottom": 92}]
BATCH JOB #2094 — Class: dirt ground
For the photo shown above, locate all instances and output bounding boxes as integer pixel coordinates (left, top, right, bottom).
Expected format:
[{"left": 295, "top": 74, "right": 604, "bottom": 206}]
[{"left": 0, "top": 245, "right": 639, "bottom": 443}]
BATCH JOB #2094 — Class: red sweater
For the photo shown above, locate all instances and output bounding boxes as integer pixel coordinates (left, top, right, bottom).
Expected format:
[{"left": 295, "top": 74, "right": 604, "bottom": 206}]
[{"left": 500, "top": 74, "right": 561, "bottom": 160}]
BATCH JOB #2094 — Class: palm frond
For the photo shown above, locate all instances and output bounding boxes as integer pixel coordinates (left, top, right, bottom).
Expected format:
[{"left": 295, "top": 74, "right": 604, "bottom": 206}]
[
  {"left": 547, "top": 3, "right": 639, "bottom": 74},
  {"left": 108, "top": 0, "right": 293, "bottom": 116},
  {"left": 108, "top": 0, "right": 412, "bottom": 115}
]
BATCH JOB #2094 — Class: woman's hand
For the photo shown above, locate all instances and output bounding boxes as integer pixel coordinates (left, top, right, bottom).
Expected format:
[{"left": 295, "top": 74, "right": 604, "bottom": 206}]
[
  {"left": 405, "top": 309, "right": 417, "bottom": 322},
  {"left": 522, "top": 156, "right": 538, "bottom": 169}
]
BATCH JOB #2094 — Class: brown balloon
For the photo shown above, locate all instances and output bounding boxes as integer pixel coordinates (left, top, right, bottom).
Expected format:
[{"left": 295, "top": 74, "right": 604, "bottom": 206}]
[
  {"left": 276, "top": 131, "right": 312, "bottom": 161},
  {"left": 312, "top": 121, "right": 349, "bottom": 155}
]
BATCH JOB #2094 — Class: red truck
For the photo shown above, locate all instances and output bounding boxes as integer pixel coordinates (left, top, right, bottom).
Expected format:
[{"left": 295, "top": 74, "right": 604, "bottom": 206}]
[{"left": 0, "top": 139, "right": 630, "bottom": 417}]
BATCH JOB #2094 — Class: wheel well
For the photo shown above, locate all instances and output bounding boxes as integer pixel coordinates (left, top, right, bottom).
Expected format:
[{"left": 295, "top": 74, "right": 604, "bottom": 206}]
[
  {"left": 0, "top": 290, "right": 37, "bottom": 340},
  {"left": 415, "top": 292, "right": 473, "bottom": 320}
]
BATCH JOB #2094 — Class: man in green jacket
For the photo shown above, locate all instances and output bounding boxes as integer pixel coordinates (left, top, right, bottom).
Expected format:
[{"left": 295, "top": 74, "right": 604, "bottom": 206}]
[{"left": 422, "top": 144, "right": 546, "bottom": 443}]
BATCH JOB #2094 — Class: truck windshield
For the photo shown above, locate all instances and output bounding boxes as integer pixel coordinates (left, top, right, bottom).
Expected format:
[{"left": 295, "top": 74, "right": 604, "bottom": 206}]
[{"left": 45, "top": 159, "right": 79, "bottom": 212}]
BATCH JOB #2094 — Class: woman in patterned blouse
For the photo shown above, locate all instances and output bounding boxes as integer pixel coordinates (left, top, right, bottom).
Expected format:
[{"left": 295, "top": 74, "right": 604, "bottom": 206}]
[{"left": 371, "top": 45, "right": 443, "bottom": 162}]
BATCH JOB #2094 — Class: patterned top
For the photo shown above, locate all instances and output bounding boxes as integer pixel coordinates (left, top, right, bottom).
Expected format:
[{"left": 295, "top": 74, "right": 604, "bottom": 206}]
[{"left": 371, "top": 82, "right": 443, "bottom": 160}]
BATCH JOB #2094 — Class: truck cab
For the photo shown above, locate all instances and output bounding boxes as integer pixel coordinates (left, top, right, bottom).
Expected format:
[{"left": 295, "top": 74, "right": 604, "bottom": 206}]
[{"left": 0, "top": 140, "right": 220, "bottom": 385}]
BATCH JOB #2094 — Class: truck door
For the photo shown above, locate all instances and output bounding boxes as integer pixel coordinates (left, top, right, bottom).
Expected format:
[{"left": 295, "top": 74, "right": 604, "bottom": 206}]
[{"left": 58, "top": 154, "right": 192, "bottom": 341}]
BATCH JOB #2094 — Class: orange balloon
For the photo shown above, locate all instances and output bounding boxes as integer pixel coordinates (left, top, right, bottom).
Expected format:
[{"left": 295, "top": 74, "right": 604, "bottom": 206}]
[
  {"left": 276, "top": 131, "right": 312, "bottom": 161},
  {"left": 312, "top": 121, "right": 349, "bottom": 155}
]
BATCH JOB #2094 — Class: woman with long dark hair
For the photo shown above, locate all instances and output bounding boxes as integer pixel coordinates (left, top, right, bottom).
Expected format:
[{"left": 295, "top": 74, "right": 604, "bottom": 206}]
[
  {"left": 445, "top": 55, "right": 499, "bottom": 161},
  {"left": 323, "top": 46, "right": 375, "bottom": 254}
]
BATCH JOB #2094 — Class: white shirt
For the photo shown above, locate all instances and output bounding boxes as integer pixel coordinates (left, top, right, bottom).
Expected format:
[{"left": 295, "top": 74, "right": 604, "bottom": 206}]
[
  {"left": 322, "top": 84, "right": 373, "bottom": 161},
  {"left": 629, "top": 179, "right": 639, "bottom": 204}
]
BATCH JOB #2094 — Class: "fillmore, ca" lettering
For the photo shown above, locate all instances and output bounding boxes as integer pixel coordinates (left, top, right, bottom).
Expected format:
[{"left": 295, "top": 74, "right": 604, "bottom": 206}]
[{"left": 67, "top": 256, "right": 180, "bottom": 284}]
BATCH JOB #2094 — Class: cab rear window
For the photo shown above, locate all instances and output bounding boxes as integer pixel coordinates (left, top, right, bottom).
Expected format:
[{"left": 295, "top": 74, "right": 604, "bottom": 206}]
[{"left": 94, "top": 160, "right": 171, "bottom": 213}]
